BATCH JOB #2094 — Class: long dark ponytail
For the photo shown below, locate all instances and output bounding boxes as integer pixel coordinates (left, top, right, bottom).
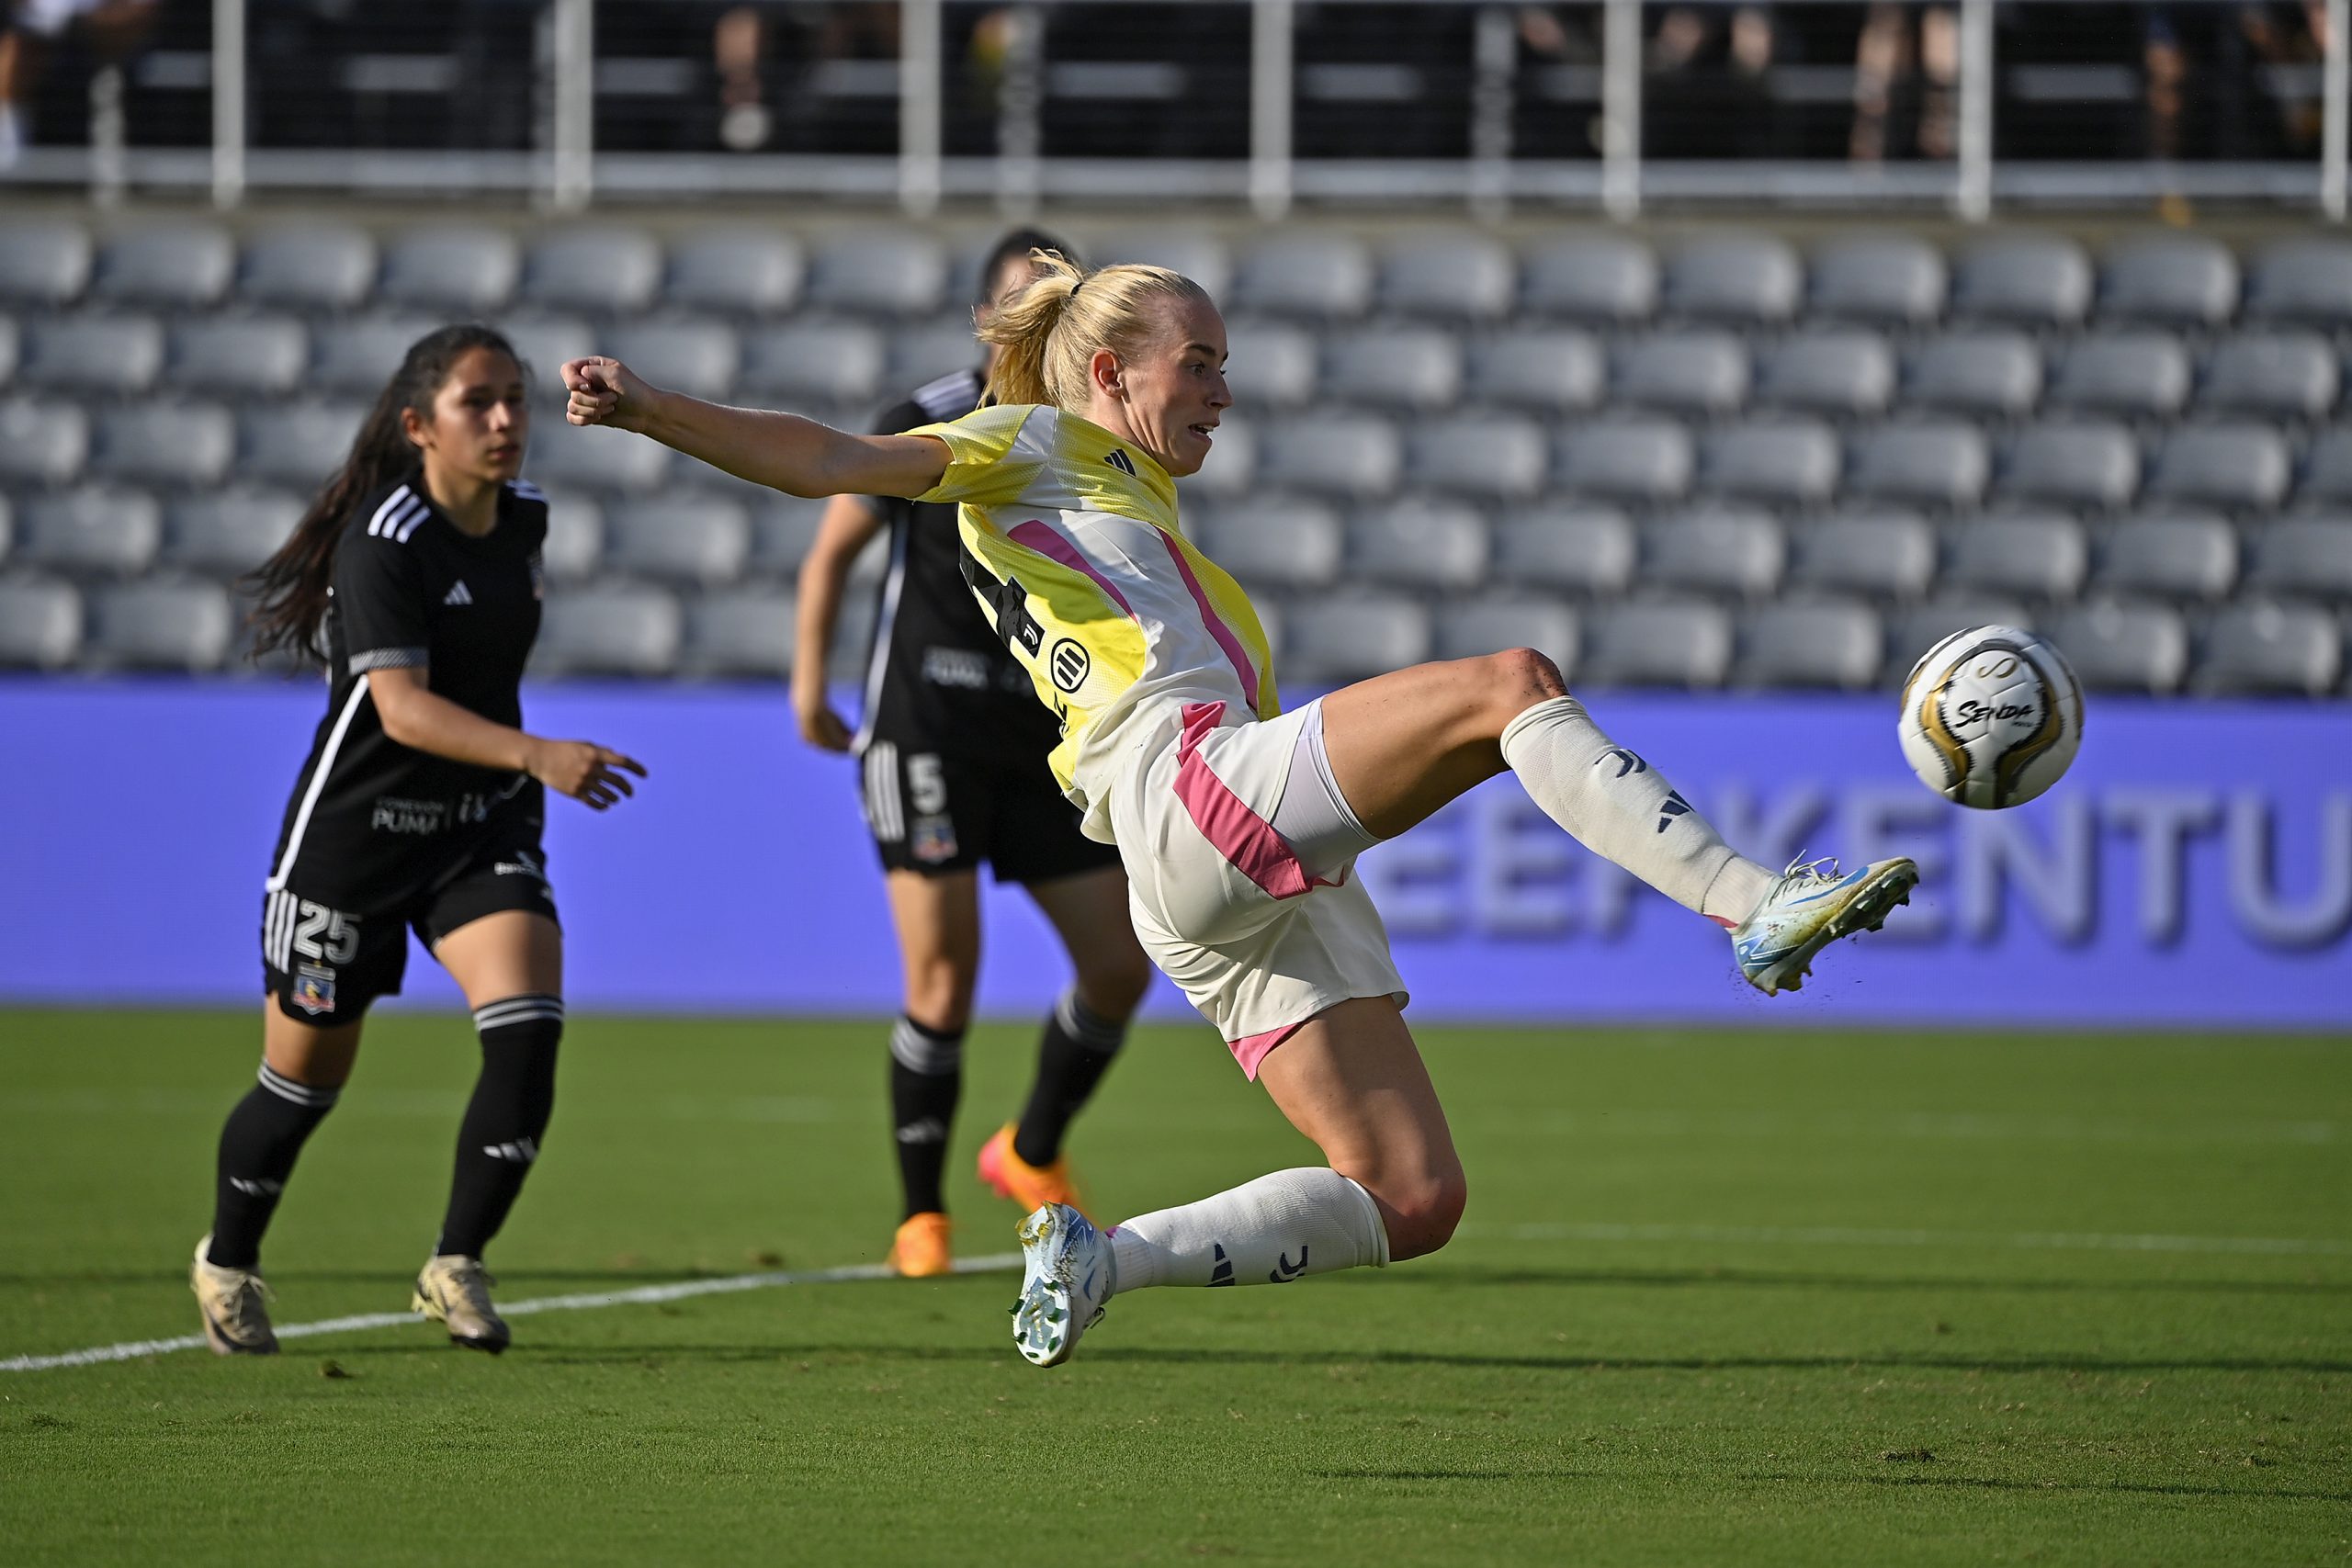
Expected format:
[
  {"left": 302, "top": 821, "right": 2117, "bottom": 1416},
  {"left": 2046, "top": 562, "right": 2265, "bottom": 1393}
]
[{"left": 246, "top": 322, "right": 523, "bottom": 664}]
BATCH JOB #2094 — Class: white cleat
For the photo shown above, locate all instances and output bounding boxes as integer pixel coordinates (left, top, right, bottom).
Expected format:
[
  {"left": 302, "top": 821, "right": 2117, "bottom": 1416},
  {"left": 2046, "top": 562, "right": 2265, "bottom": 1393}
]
[
  {"left": 190, "top": 1235, "right": 278, "bottom": 1356},
  {"left": 1011, "top": 1202, "right": 1113, "bottom": 1368},
  {"left": 412, "top": 1254, "right": 511, "bottom": 1354},
  {"left": 1731, "top": 855, "right": 1919, "bottom": 996}
]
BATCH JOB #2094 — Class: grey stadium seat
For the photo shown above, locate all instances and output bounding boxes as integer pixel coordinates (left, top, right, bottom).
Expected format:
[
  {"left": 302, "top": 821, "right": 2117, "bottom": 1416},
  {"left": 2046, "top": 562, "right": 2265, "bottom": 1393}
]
[
  {"left": 808, "top": 231, "right": 947, "bottom": 315},
  {"left": 523, "top": 227, "right": 663, "bottom": 313},
  {"left": 1784, "top": 509, "right": 1938, "bottom": 601},
  {"left": 1845, "top": 421, "right": 1989, "bottom": 511},
  {"left": 663, "top": 228, "right": 804, "bottom": 314},
  {"left": 1403, "top": 413, "right": 1548, "bottom": 502},
  {"left": 2043, "top": 333, "right": 2191, "bottom": 421},
  {"left": 1904, "top": 332, "right": 2042, "bottom": 420},
  {"left": 531, "top": 417, "right": 672, "bottom": 493},
  {"left": 1996, "top": 421, "right": 2139, "bottom": 511},
  {"left": 2197, "top": 333, "right": 2337, "bottom": 422},
  {"left": 1662, "top": 233, "right": 1801, "bottom": 325},
  {"left": 2243, "top": 239, "right": 2352, "bottom": 328},
  {"left": 164, "top": 488, "right": 304, "bottom": 577},
  {"left": 1323, "top": 327, "right": 1461, "bottom": 412},
  {"left": 533, "top": 489, "right": 604, "bottom": 582},
  {"left": 2244, "top": 516, "right": 2352, "bottom": 603},
  {"left": 889, "top": 320, "right": 983, "bottom": 388},
  {"left": 2193, "top": 600, "right": 2342, "bottom": 694},
  {"left": 1222, "top": 321, "right": 1317, "bottom": 410},
  {"left": 312, "top": 313, "right": 442, "bottom": 395},
  {"left": 0, "top": 219, "right": 92, "bottom": 305},
  {"left": 740, "top": 321, "right": 887, "bottom": 406},
  {"left": 1950, "top": 235, "right": 2094, "bottom": 329},
  {"left": 237, "top": 225, "right": 377, "bottom": 310},
  {"left": 0, "top": 314, "right": 16, "bottom": 387},
  {"left": 1738, "top": 600, "right": 1883, "bottom": 689},
  {"left": 1181, "top": 417, "right": 1258, "bottom": 502},
  {"left": 1464, "top": 330, "right": 1604, "bottom": 413},
  {"left": 1644, "top": 507, "right": 1785, "bottom": 598},
  {"left": 1232, "top": 233, "right": 1374, "bottom": 321},
  {"left": 1432, "top": 595, "right": 1577, "bottom": 668},
  {"left": 0, "top": 395, "right": 90, "bottom": 485},
  {"left": 1379, "top": 236, "right": 1514, "bottom": 321},
  {"left": 2296, "top": 426, "right": 2352, "bottom": 507},
  {"left": 378, "top": 226, "right": 519, "bottom": 312},
  {"left": 2143, "top": 423, "right": 2290, "bottom": 513},
  {"left": 680, "top": 588, "right": 797, "bottom": 679},
  {"left": 93, "top": 225, "right": 235, "bottom": 308},
  {"left": 1281, "top": 592, "right": 1431, "bottom": 682},
  {"left": 1348, "top": 499, "right": 1487, "bottom": 591},
  {"left": 494, "top": 314, "right": 597, "bottom": 395},
  {"left": 17, "top": 485, "right": 163, "bottom": 575},
  {"left": 1698, "top": 419, "right": 1841, "bottom": 509},
  {"left": 2049, "top": 599, "right": 2190, "bottom": 694},
  {"left": 1555, "top": 418, "right": 1694, "bottom": 506},
  {"left": 84, "top": 578, "right": 233, "bottom": 671},
  {"left": 1806, "top": 234, "right": 1946, "bottom": 327},
  {"left": 1090, "top": 230, "right": 1232, "bottom": 298},
  {"left": 0, "top": 491, "right": 9, "bottom": 559},
  {"left": 746, "top": 496, "right": 829, "bottom": 575},
  {"left": 1753, "top": 331, "right": 1896, "bottom": 420},
  {"left": 605, "top": 318, "right": 740, "bottom": 401},
  {"left": 0, "top": 573, "right": 80, "bottom": 668},
  {"left": 2094, "top": 513, "right": 2237, "bottom": 602},
  {"left": 530, "top": 584, "right": 683, "bottom": 677},
  {"left": 2097, "top": 235, "right": 2239, "bottom": 328},
  {"left": 1191, "top": 498, "right": 1344, "bottom": 590},
  {"left": 1258, "top": 412, "right": 1401, "bottom": 500},
  {"left": 17, "top": 313, "right": 164, "bottom": 394},
  {"left": 1887, "top": 594, "right": 2032, "bottom": 682},
  {"left": 91, "top": 400, "right": 236, "bottom": 487},
  {"left": 1580, "top": 600, "right": 1734, "bottom": 688},
  {"left": 167, "top": 314, "right": 308, "bottom": 397},
  {"left": 1489, "top": 504, "right": 1637, "bottom": 595},
  {"left": 239, "top": 401, "right": 368, "bottom": 488},
  {"left": 1943, "top": 512, "right": 2088, "bottom": 601},
  {"left": 1611, "top": 331, "right": 1748, "bottom": 416},
  {"left": 1521, "top": 233, "right": 1658, "bottom": 324}
]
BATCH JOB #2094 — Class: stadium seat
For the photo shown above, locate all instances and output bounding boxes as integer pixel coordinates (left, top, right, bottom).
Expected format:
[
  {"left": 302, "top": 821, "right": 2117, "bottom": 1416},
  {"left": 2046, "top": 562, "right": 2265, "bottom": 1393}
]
[
  {"left": 888, "top": 320, "right": 983, "bottom": 387},
  {"left": 746, "top": 495, "right": 830, "bottom": 575},
  {"left": 378, "top": 226, "right": 520, "bottom": 312},
  {"left": 2049, "top": 599, "right": 2190, "bottom": 694},
  {"left": 522, "top": 227, "right": 663, "bottom": 313},
  {"left": 1903, "top": 331, "right": 2042, "bottom": 420},
  {"left": 1611, "top": 331, "right": 1748, "bottom": 416},
  {"left": 1488, "top": 504, "right": 1637, "bottom": 595},
  {"left": 1463, "top": 330, "right": 1605, "bottom": 413},
  {"left": 2143, "top": 423, "right": 2290, "bottom": 513},
  {"left": 2196, "top": 333, "right": 2337, "bottom": 422},
  {"left": 166, "top": 314, "right": 308, "bottom": 397},
  {"left": 1378, "top": 235, "right": 1514, "bottom": 321},
  {"left": 163, "top": 488, "right": 304, "bottom": 578},
  {"left": 17, "top": 313, "right": 164, "bottom": 394},
  {"left": 1844, "top": 421, "right": 1989, "bottom": 510},
  {"left": 2096, "top": 235, "right": 2239, "bottom": 328},
  {"left": 2296, "top": 425, "right": 2352, "bottom": 507},
  {"left": 1191, "top": 498, "right": 1345, "bottom": 590},
  {"left": 2193, "top": 600, "right": 2342, "bottom": 694},
  {"left": 662, "top": 228, "right": 805, "bottom": 314},
  {"left": 1554, "top": 417, "right": 1694, "bottom": 505},
  {"left": 2243, "top": 516, "right": 2352, "bottom": 603},
  {"left": 1323, "top": 327, "right": 1461, "bottom": 411},
  {"left": 1348, "top": 499, "right": 1487, "bottom": 590},
  {"left": 92, "top": 225, "right": 235, "bottom": 308},
  {"left": 1182, "top": 417, "right": 1259, "bottom": 501},
  {"left": 534, "top": 489, "right": 604, "bottom": 582},
  {"left": 1805, "top": 234, "right": 1946, "bottom": 326},
  {"left": 1258, "top": 412, "right": 1402, "bottom": 500},
  {"left": 16, "top": 485, "right": 162, "bottom": 576},
  {"left": 2043, "top": 333, "right": 2191, "bottom": 420},
  {"left": 530, "top": 584, "right": 684, "bottom": 677},
  {"left": 530, "top": 417, "right": 673, "bottom": 493},
  {"left": 2093, "top": 513, "right": 2238, "bottom": 602},
  {"left": 0, "top": 572, "right": 80, "bottom": 668},
  {"left": 739, "top": 321, "right": 887, "bottom": 407},
  {"left": 0, "top": 314, "right": 17, "bottom": 387},
  {"left": 1697, "top": 418, "right": 1841, "bottom": 509},
  {"left": 494, "top": 314, "right": 597, "bottom": 395},
  {"left": 680, "top": 588, "right": 797, "bottom": 679},
  {"left": 91, "top": 400, "right": 236, "bottom": 487},
  {"left": 2242, "top": 239, "right": 2352, "bottom": 327},
  {"left": 83, "top": 578, "right": 233, "bottom": 671},
  {"left": 237, "top": 225, "right": 378, "bottom": 310},
  {"left": 238, "top": 400, "right": 368, "bottom": 489},
  {"left": 1222, "top": 321, "right": 1318, "bottom": 410},
  {"left": 312, "top": 312, "right": 451, "bottom": 397},
  {"left": 1661, "top": 233, "right": 1801, "bottom": 325},
  {"left": 1402, "top": 412, "right": 1548, "bottom": 502},
  {"left": 1644, "top": 507, "right": 1785, "bottom": 598},
  {"left": 1280, "top": 591, "right": 1431, "bottom": 681},
  {"left": 1431, "top": 594, "right": 1577, "bottom": 668},
  {"left": 1520, "top": 232, "right": 1657, "bottom": 323},
  {"left": 1579, "top": 599, "right": 1734, "bottom": 688},
  {"left": 1232, "top": 233, "right": 1374, "bottom": 320},
  {"left": 808, "top": 232, "right": 949, "bottom": 316},
  {"left": 605, "top": 318, "right": 741, "bottom": 401},
  {"left": 0, "top": 490, "right": 9, "bottom": 561},
  {"left": 1088, "top": 229, "right": 1231, "bottom": 297},
  {"left": 1783, "top": 509, "right": 1939, "bottom": 601},
  {"left": 1996, "top": 421, "right": 2139, "bottom": 511},
  {"left": 1752, "top": 330, "right": 1896, "bottom": 419},
  {"left": 0, "top": 395, "right": 89, "bottom": 485},
  {"left": 1736, "top": 599, "right": 1883, "bottom": 689},
  {"left": 0, "top": 219, "right": 92, "bottom": 305},
  {"left": 1949, "top": 235, "right": 2094, "bottom": 328},
  {"left": 1943, "top": 512, "right": 2089, "bottom": 601},
  {"left": 1886, "top": 594, "right": 2033, "bottom": 682}
]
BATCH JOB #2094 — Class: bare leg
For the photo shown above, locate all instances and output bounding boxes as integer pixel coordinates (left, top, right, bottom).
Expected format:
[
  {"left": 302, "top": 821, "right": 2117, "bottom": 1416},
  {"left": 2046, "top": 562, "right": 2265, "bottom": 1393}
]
[
  {"left": 1023, "top": 865, "right": 1152, "bottom": 1021},
  {"left": 881, "top": 869, "right": 979, "bottom": 1220},
  {"left": 434, "top": 908, "right": 563, "bottom": 1005}
]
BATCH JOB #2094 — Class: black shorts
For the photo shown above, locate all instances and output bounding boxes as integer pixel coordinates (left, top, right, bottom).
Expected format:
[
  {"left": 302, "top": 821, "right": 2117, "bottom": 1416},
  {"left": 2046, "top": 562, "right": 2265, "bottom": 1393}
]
[
  {"left": 856, "top": 734, "right": 1120, "bottom": 885},
  {"left": 259, "top": 818, "right": 559, "bottom": 1024}
]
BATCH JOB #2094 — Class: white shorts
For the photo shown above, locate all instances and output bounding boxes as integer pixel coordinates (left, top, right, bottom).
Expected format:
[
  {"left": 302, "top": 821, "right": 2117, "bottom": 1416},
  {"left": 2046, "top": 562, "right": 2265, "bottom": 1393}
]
[{"left": 1111, "top": 698, "right": 1407, "bottom": 1078}]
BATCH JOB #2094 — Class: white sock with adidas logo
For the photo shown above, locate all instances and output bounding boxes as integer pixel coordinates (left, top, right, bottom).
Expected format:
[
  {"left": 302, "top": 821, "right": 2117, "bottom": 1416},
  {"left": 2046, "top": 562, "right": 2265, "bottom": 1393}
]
[{"left": 1105, "top": 1168, "right": 1388, "bottom": 1293}]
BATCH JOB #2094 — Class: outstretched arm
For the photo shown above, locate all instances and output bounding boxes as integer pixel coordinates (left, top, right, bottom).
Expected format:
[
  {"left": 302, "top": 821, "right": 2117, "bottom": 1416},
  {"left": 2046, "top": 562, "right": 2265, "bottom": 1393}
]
[{"left": 561, "top": 356, "right": 950, "bottom": 500}]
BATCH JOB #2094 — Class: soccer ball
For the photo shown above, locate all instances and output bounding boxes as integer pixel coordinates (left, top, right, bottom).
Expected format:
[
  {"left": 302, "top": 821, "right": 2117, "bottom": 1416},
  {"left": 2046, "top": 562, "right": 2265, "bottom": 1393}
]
[{"left": 1897, "top": 626, "right": 2084, "bottom": 809}]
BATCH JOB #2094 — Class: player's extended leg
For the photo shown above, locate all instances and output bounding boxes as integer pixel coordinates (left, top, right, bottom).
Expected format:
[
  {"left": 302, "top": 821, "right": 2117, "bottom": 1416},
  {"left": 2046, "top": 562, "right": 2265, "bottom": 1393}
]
[{"left": 881, "top": 867, "right": 982, "bottom": 1275}]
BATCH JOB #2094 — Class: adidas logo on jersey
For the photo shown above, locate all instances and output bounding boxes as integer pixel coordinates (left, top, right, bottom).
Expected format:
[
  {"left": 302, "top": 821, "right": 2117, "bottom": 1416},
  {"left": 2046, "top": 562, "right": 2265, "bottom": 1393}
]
[
  {"left": 1105, "top": 448, "right": 1136, "bottom": 476},
  {"left": 443, "top": 581, "right": 473, "bottom": 607}
]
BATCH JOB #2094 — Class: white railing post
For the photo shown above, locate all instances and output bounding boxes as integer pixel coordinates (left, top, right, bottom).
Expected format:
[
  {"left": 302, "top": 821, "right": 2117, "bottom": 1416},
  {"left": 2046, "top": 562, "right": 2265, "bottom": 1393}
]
[
  {"left": 1600, "top": 0, "right": 1640, "bottom": 220},
  {"left": 1471, "top": 5, "right": 1514, "bottom": 220},
  {"left": 549, "top": 0, "right": 594, "bottom": 212},
  {"left": 899, "top": 0, "right": 943, "bottom": 217},
  {"left": 2326, "top": 0, "right": 2348, "bottom": 220},
  {"left": 1250, "top": 0, "right": 1294, "bottom": 221},
  {"left": 211, "top": 0, "right": 245, "bottom": 209},
  {"left": 998, "top": 3, "right": 1045, "bottom": 216},
  {"left": 88, "top": 64, "right": 126, "bottom": 206},
  {"left": 1956, "top": 0, "right": 1993, "bottom": 220}
]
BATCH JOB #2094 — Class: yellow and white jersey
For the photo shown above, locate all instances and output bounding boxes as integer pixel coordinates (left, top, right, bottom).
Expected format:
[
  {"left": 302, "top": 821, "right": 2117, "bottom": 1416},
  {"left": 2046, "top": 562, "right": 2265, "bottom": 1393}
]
[{"left": 910, "top": 402, "right": 1280, "bottom": 840}]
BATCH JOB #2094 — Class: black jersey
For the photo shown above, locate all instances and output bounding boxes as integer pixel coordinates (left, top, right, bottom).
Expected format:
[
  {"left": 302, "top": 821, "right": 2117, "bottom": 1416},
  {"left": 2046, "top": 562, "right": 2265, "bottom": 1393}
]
[
  {"left": 265, "top": 474, "right": 548, "bottom": 905},
  {"left": 857, "top": 368, "right": 1062, "bottom": 766}
]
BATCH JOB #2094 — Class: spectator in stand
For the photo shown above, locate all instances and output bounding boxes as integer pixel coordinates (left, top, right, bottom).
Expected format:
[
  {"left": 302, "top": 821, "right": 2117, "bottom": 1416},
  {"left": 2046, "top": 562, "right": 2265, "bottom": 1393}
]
[{"left": 0, "top": 0, "right": 157, "bottom": 169}]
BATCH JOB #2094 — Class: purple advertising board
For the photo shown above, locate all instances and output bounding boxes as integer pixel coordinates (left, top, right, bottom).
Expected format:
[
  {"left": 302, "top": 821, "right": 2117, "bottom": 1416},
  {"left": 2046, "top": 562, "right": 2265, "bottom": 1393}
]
[{"left": 1, "top": 679, "right": 2345, "bottom": 1027}]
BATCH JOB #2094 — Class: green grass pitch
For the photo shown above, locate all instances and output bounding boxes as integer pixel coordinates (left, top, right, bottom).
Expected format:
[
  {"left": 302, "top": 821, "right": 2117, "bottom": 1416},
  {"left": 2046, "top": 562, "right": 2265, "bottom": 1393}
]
[{"left": 3, "top": 1009, "right": 2346, "bottom": 1565}]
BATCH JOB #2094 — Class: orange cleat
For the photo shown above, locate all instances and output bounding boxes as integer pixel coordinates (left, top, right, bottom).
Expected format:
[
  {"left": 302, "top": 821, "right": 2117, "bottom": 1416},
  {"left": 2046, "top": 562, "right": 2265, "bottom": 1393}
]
[
  {"left": 976, "top": 1123, "right": 1090, "bottom": 1222},
  {"left": 888, "top": 1212, "right": 954, "bottom": 1278}
]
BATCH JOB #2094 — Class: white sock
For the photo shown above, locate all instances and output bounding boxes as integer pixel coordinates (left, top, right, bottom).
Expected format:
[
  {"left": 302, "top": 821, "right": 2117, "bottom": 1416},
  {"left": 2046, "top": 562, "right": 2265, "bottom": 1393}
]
[
  {"left": 1499, "top": 695, "right": 1775, "bottom": 924},
  {"left": 1107, "top": 1168, "right": 1389, "bottom": 1293}
]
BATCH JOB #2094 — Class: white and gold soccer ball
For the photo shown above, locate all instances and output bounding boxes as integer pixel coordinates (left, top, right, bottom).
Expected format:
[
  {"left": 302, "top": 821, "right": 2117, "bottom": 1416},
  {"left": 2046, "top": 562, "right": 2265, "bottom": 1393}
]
[{"left": 1897, "top": 626, "right": 2084, "bottom": 809}]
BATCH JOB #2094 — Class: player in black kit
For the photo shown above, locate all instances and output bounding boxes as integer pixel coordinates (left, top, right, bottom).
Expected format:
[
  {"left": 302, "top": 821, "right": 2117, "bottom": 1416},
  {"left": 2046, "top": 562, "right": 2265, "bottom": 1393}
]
[
  {"left": 188, "top": 324, "right": 645, "bottom": 1356},
  {"left": 793, "top": 230, "right": 1151, "bottom": 1277}
]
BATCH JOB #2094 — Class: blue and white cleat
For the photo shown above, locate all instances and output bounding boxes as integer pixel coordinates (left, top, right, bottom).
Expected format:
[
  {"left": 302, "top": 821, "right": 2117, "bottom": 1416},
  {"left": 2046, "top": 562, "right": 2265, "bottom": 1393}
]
[
  {"left": 1731, "top": 856, "right": 1919, "bottom": 996},
  {"left": 1011, "top": 1202, "right": 1113, "bottom": 1368}
]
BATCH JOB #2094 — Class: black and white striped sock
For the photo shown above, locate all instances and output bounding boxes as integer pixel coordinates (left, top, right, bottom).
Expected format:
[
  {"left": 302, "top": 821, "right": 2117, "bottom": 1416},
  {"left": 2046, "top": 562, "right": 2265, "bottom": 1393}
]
[
  {"left": 889, "top": 1016, "right": 964, "bottom": 1219},
  {"left": 1012, "top": 987, "right": 1128, "bottom": 1168},
  {"left": 435, "top": 993, "right": 563, "bottom": 1260},
  {"left": 208, "top": 1062, "right": 342, "bottom": 1270}
]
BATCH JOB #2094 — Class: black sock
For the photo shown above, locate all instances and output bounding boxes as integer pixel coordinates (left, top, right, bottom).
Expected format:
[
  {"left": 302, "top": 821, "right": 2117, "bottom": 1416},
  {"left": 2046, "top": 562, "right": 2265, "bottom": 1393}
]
[
  {"left": 435, "top": 994, "right": 562, "bottom": 1260},
  {"left": 208, "top": 1063, "right": 339, "bottom": 1270},
  {"left": 889, "top": 1016, "right": 964, "bottom": 1218},
  {"left": 1012, "top": 988, "right": 1128, "bottom": 1168}
]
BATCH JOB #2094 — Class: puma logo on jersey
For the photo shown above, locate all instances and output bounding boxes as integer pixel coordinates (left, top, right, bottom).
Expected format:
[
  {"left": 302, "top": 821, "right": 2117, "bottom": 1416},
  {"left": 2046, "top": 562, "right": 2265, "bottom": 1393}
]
[
  {"left": 443, "top": 581, "right": 473, "bottom": 607},
  {"left": 1104, "top": 448, "right": 1136, "bottom": 476}
]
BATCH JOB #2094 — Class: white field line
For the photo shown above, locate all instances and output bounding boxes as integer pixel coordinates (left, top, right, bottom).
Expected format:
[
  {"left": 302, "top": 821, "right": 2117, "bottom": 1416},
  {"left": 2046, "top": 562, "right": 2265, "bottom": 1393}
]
[
  {"left": 2, "top": 1252, "right": 1023, "bottom": 1374},
  {"left": 1473, "top": 1221, "right": 2352, "bottom": 1257}
]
